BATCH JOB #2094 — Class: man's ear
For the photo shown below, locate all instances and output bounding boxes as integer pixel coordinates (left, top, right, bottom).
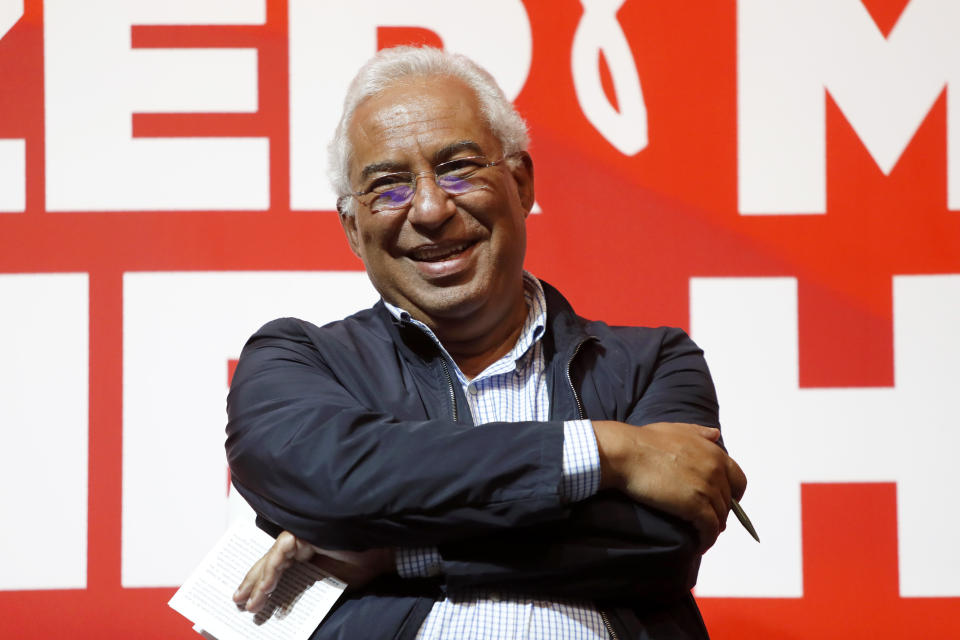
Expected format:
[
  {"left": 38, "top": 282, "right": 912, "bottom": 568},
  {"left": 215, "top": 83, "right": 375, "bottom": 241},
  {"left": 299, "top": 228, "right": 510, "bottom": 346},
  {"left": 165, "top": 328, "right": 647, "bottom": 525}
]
[
  {"left": 509, "top": 152, "right": 535, "bottom": 216},
  {"left": 338, "top": 203, "right": 364, "bottom": 260}
]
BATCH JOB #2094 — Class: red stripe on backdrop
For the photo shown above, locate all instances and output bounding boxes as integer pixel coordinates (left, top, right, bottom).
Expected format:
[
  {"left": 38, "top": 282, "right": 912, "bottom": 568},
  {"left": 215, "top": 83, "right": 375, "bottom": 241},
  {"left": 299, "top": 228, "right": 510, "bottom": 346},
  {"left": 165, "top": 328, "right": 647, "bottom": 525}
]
[{"left": 86, "top": 269, "right": 123, "bottom": 593}]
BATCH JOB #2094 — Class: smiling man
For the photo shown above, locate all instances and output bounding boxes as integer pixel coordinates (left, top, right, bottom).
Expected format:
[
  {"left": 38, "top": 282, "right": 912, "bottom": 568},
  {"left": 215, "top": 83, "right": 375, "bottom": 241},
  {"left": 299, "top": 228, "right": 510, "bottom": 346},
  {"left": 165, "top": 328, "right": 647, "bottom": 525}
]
[{"left": 226, "top": 46, "right": 746, "bottom": 640}]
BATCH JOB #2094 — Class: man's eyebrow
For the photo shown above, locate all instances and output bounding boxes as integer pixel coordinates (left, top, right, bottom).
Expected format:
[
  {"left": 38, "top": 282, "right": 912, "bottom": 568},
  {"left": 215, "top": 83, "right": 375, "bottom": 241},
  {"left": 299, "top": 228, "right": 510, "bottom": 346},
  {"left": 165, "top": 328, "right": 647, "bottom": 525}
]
[
  {"left": 433, "top": 140, "right": 484, "bottom": 163},
  {"left": 358, "top": 141, "right": 485, "bottom": 182},
  {"left": 359, "top": 160, "right": 407, "bottom": 182}
]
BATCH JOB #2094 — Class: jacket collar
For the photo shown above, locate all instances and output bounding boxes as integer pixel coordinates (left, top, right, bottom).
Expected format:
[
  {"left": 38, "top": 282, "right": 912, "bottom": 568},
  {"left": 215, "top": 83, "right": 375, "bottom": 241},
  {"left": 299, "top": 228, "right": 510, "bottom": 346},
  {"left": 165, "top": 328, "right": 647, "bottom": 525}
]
[
  {"left": 374, "top": 277, "right": 596, "bottom": 371},
  {"left": 539, "top": 279, "right": 597, "bottom": 364},
  {"left": 375, "top": 299, "right": 439, "bottom": 367}
]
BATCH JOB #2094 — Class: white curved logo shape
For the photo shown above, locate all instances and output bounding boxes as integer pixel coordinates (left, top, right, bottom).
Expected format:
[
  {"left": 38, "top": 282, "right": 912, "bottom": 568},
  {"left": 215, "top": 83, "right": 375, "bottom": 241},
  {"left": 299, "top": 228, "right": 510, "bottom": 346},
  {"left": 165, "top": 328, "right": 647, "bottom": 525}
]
[
  {"left": 0, "top": 0, "right": 23, "bottom": 40},
  {"left": 571, "top": 0, "right": 648, "bottom": 156}
]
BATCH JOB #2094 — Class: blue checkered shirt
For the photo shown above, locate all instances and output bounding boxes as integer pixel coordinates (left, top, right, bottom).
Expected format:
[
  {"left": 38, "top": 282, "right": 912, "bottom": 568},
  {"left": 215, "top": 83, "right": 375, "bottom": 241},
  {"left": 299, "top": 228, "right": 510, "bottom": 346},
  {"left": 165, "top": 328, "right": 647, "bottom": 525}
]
[{"left": 385, "top": 273, "right": 609, "bottom": 639}]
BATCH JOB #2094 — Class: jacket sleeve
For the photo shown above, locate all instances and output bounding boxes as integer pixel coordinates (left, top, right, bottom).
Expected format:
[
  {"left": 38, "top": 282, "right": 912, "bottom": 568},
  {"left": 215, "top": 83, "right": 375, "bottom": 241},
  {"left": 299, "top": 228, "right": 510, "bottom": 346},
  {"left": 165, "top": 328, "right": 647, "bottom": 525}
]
[
  {"left": 625, "top": 327, "right": 721, "bottom": 430},
  {"left": 434, "top": 494, "right": 700, "bottom": 600},
  {"left": 225, "top": 318, "right": 570, "bottom": 550}
]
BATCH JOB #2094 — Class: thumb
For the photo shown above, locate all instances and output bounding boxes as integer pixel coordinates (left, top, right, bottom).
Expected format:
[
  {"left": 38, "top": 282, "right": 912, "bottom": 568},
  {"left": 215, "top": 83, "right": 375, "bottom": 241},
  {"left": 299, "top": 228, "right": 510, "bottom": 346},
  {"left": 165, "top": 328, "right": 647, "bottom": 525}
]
[{"left": 293, "top": 538, "right": 316, "bottom": 562}]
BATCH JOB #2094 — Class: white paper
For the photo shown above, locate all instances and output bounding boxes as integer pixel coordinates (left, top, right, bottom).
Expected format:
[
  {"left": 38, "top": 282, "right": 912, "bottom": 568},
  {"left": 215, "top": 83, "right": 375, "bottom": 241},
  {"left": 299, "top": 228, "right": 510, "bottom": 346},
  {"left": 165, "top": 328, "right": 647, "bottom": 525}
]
[{"left": 169, "top": 520, "right": 347, "bottom": 640}]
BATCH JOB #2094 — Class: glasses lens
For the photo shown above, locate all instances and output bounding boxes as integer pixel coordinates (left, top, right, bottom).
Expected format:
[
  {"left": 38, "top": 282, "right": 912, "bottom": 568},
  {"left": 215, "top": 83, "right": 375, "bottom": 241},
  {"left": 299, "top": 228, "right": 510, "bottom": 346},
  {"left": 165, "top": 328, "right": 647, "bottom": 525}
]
[
  {"left": 371, "top": 184, "right": 415, "bottom": 211},
  {"left": 435, "top": 157, "right": 488, "bottom": 195},
  {"left": 436, "top": 174, "right": 477, "bottom": 195}
]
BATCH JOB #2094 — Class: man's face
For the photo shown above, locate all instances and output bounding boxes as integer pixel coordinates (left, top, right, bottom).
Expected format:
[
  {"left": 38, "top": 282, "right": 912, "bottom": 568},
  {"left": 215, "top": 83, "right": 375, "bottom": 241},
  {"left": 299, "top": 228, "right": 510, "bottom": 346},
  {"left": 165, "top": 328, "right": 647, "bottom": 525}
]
[{"left": 340, "top": 75, "right": 534, "bottom": 330}]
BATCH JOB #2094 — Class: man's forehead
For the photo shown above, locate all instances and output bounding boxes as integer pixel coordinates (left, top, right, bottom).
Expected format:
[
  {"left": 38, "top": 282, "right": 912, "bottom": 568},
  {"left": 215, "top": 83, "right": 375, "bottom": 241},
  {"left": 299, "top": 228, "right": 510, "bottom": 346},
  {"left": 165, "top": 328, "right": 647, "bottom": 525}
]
[
  {"left": 359, "top": 93, "right": 461, "bottom": 132},
  {"left": 346, "top": 76, "right": 497, "bottom": 168},
  {"left": 350, "top": 100, "right": 462, "bottom": 150}
]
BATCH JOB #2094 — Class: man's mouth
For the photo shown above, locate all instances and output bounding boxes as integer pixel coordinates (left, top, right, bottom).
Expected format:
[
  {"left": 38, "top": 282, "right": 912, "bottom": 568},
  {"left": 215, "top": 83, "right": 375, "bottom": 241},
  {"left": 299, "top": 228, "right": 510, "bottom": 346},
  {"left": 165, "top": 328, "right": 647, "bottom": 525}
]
[{"left": 408, "top": 241, "right": 475, "bottom": 262}]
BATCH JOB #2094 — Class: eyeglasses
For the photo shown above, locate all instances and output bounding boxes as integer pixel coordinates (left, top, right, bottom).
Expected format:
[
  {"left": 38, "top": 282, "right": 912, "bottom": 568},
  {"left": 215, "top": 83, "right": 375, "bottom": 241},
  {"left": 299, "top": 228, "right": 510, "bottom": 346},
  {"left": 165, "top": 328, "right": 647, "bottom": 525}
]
[{"left": 348, "top": 154, "right": 515, "bottom": 214}]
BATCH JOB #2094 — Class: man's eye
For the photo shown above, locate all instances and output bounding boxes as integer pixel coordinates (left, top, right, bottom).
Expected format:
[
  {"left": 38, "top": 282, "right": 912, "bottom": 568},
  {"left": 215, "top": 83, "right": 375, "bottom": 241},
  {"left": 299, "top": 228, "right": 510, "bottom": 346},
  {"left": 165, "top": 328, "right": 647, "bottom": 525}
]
[
  {"left": 369, "top": 174, "right": 411, "bottom": 193},
  {"left": 437, "top": 158, "right": 483, "bottom": 178}
]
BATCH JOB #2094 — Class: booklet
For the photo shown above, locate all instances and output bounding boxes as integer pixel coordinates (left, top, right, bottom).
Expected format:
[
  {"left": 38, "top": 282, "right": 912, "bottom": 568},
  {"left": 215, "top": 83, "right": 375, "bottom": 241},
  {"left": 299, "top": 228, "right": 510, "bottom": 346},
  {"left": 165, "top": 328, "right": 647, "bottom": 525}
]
[{"left": 169, "top": 520, "right": 347, "bottom": 640}]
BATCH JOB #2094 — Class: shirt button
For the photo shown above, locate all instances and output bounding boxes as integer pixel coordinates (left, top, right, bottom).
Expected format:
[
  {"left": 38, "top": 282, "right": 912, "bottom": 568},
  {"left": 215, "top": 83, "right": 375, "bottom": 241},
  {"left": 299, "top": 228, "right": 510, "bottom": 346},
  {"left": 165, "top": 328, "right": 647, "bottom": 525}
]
[{"left": 467, "top": 383, "right": 478, "bottom": 395}]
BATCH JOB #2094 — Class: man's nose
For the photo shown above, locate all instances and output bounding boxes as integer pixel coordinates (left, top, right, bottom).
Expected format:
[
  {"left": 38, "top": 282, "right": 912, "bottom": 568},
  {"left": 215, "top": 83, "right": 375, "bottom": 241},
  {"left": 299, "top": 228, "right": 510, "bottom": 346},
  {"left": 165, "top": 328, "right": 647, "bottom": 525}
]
[{"left": 407, "top": 172, "right": 455, "bottom": 228}]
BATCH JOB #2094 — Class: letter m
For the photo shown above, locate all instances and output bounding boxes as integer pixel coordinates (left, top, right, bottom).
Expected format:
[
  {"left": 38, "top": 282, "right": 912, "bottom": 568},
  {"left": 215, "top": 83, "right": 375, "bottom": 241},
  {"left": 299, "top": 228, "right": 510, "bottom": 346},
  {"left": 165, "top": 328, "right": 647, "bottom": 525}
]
[{"left": 738, "top": 0, "right": 960, "bottom": 214}]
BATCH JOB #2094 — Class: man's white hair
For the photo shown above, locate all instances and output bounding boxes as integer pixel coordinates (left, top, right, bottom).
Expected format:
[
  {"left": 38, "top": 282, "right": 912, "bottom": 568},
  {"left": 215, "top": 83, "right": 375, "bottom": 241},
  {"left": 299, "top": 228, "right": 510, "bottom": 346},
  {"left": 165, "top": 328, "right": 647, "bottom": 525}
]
[{"left": 329, "top": 46, "right": 529, "bottom": 216}]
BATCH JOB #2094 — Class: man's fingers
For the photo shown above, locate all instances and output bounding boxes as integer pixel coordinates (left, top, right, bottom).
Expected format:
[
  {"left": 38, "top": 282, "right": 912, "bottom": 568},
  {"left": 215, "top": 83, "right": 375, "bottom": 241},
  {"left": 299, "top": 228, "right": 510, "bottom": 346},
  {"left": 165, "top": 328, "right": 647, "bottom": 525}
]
[
  {"left": 248, "top": 568, "right": 284, "bottom": 611},
  {"left": 233, "top": 531, "right": 308, "bottom": 613},
  {"left": 694, "top": 433, "right": 733, "bottom": 534},
  {"left": 242, "top": 563, "right": 278, "bottom": 613},
  {"left": 247, "top": 535, "right": 298, "bottom": 611},
  {"left": 708, "top": 482, "right": 730, "bottom": 534},
  {"left": 232, "top": 556, "right": 264, "bottom": 604},
  {"left": 726, "top": 456, "right": 747, "bottom": 502}
]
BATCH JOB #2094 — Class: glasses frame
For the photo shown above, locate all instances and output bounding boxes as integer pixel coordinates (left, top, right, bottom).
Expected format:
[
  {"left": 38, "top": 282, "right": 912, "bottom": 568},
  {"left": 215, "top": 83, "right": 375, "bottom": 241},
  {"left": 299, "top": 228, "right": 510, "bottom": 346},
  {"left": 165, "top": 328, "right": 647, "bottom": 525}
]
[{"left": 343, "top": 153, "right": 518, "bottom": 214}]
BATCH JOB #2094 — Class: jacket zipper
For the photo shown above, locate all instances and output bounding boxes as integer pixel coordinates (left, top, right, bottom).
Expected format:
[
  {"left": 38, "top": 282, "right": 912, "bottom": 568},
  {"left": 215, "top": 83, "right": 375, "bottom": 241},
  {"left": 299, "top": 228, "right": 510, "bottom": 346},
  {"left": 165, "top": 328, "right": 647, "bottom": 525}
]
[
  {"left": 565, "top": 338, "right": 589, "bottom": 419},
  {"left": 565, "top": 337, "right": 617, "bottom": 640},
  {"left": 438, "top": 355, "right": 458, "bottom": 422},
  {"left": 599, "top": 609, "right": 619, "bottom": 640},
  {"left": 436, "top": 334, "right": 616, "bottom": 637}
]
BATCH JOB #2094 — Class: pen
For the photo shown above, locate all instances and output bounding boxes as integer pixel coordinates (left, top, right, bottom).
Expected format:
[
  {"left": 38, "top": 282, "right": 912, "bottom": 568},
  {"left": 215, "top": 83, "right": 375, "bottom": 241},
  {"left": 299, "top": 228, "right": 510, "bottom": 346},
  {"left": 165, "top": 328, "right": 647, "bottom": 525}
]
[{"left": 730, "top": 498, "right": 759, "bottom": 542}]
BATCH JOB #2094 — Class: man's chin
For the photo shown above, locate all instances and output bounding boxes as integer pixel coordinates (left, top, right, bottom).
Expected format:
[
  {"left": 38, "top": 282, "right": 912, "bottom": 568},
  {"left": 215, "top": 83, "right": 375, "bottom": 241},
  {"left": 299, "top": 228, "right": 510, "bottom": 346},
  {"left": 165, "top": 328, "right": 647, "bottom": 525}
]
[
  {"left": 415, "top": 289, "right": 485, "bottom": 321},
  {"left": 394, "top": 281, "right": 492, "bottom": 326}
]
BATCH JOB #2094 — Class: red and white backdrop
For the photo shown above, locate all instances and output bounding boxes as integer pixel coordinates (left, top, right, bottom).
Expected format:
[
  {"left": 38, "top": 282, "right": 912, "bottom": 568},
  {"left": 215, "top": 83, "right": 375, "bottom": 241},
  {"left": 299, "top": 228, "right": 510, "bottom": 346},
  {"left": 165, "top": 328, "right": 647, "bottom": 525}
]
[{"left": 2, "top": 0, "right": 958, "bottom": 637}]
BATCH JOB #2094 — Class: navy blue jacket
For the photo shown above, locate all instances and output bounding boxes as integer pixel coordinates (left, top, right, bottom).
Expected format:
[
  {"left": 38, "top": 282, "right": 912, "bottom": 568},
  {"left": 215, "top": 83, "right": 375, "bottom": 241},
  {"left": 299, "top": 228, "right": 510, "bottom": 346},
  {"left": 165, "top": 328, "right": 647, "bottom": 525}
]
[{"left": 226, "top": 281, "right": 719, "bottom": 639}]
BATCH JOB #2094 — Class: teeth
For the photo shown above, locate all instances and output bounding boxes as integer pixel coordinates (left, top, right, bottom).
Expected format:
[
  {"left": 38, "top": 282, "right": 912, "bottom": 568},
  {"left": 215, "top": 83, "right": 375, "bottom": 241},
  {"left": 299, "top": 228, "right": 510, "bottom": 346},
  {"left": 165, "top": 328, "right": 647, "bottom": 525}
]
[{"left": 411, "top": 242, "right": 470, "bottom": 261}]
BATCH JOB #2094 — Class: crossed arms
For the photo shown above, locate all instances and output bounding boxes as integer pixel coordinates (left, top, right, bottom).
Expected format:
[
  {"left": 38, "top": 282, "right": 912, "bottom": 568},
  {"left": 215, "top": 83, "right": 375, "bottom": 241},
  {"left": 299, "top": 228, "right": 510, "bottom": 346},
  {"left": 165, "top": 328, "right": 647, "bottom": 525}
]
[{"left": 225, "top": 317, "right": 745, "bottom": 610}]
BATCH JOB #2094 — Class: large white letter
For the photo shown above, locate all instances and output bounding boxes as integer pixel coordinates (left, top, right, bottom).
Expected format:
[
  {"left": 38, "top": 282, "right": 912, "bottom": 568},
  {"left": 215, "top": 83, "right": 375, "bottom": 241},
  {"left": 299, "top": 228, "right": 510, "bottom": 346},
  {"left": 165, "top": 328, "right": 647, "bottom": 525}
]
[
  {"left": 0, "top": 139, "right": 24, "bottom": 213},
  {"left": 44, "top": 0, "right": 268, "bottom": 211},
  {"left": 0, "top": 0, "right": 24, "bottom": 213},
  {"left": 0, "top": 273, "right": 88, "bottom": 590},
  {"left": 122, "top": 271, "right": 378, "bottom": 586},
  {"left": 289, "top": 0, "right": 532, "bottom": 211},
  {"left": 691, "top": 274, "right": 960, "bottom": 597},
  {"left": 739, "top": 0, "right": 960, "bottom": 214}
]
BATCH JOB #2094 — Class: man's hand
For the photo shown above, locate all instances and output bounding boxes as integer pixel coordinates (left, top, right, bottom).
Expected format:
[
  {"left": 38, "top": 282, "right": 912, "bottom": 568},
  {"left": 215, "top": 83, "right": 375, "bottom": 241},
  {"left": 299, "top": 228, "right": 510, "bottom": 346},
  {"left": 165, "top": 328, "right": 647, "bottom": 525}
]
[
  {"left": 593, "top": 421, "right": 747, "bottom": 553},
  {"left": 232, "top": 530, "right": 396, "bottom": 613}
]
